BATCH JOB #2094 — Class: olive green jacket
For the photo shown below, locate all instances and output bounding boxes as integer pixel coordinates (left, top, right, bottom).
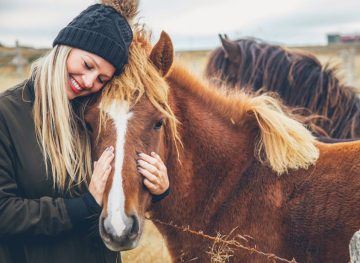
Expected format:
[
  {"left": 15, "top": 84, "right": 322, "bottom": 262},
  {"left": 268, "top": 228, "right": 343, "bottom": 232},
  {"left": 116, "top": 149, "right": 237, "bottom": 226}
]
[{"left": 0, "top": 80, "right": 120, "bottom": 263}]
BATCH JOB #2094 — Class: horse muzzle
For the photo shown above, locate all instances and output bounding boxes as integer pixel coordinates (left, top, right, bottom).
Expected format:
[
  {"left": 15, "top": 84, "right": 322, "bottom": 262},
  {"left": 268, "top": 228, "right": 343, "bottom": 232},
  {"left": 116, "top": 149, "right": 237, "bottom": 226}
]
[{"left": 99, "top": 212, "right": 141, "bottom": 251}]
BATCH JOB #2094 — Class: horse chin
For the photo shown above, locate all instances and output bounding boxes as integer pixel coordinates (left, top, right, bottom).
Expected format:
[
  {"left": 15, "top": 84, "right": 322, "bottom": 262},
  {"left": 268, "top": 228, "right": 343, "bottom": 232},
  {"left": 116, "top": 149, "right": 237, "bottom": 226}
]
[{"left": 102, "top": 236, "right": 140, "bottom": 252}]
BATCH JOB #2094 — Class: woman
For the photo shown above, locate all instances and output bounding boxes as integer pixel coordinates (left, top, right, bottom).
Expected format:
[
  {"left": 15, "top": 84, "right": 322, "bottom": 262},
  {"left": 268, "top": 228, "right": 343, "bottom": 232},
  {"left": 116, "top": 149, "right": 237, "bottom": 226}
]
[{"left": 0, "top": 2, "right": 169, "bottom": 263}]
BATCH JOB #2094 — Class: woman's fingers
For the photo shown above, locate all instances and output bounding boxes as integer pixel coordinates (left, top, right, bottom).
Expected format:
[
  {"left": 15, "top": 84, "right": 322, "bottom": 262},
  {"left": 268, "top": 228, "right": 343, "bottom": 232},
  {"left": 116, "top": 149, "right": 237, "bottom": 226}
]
[
  {"left": 95, "top": 146, "right": 114, "bottom": 170},
  {"left": 138, "top": 167, "right": 159, "bottom": 184},
  {"left": 102, "top": 165, "right": 112, "bottom": 181},
  {"left": 137, "top": 151, "right": 169, "bottom": 195},
  {"left": 97, "top": 146, "right": 114, "bottom": 163},
  {"left": 150, "top": 152, "right": 167, "bottom": 172},
  {"left": 138, "top": 152, "right": 162, "bottom": 170},
  {"left": 143, "top": 178, "right": 158, "bottom": 192},
  {"left": 137, "top": 159, "right": 158, "bottom": 174}
]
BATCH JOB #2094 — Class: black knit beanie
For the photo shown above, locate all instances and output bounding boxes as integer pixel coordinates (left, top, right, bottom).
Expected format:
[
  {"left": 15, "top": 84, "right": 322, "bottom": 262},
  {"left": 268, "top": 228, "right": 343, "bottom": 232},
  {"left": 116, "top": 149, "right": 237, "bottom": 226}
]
[{"left": 53, "top": 4, "right": 133, "bottom": 75}]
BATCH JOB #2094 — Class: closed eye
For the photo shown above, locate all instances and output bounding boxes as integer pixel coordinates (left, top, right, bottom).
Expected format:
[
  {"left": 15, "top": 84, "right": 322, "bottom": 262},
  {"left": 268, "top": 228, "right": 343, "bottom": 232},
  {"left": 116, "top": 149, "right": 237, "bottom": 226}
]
[
  {"left": 84, "top": 61, "right": 107, "bottom": 84},
  {"left": 98, "top": 76, "right": 105, "bottom": 84},
  {"left": 84, "top": 61, "right": 92, "bottom": 70}
]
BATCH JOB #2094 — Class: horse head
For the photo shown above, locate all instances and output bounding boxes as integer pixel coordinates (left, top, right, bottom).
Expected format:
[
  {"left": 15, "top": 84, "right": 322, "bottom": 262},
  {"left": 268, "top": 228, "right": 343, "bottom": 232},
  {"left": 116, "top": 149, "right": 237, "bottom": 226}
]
[{"left": 84, "top": 31, "right": 175, "bottom": 251}]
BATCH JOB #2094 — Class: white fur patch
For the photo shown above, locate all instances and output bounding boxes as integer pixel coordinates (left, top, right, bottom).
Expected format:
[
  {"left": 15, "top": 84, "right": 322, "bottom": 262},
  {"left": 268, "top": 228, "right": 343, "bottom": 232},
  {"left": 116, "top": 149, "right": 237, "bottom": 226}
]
[{"left": 102, "top": 101, "right": 133, "bottom": 237}]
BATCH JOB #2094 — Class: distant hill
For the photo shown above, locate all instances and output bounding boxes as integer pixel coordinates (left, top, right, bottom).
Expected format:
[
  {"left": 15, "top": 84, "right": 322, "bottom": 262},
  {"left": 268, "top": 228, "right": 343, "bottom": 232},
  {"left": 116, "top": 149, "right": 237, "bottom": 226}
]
[{"left": 0, "top": 46, "right": 48, "bottom": 66}]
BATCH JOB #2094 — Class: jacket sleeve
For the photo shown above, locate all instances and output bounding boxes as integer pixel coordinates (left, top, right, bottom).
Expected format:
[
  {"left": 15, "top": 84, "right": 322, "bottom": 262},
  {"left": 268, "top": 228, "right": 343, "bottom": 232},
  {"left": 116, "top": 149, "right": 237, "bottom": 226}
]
[{"left": 0, "top": 116, "right": 96, "bottom": 237}]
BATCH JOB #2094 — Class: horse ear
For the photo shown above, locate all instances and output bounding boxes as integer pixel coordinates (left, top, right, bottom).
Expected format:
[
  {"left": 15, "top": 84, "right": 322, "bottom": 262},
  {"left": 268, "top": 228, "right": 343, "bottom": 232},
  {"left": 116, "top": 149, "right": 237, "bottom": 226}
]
[
  {"left": 219, "top": 34, "right": 239, "bottom": 61},
  {"left": 150, "top": 31, "right": 174, "bottom": 77}
]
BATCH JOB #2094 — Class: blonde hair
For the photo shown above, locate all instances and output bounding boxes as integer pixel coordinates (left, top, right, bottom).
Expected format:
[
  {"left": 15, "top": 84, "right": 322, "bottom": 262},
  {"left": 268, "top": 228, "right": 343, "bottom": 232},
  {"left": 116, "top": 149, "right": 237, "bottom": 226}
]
[{"left": 32, "top": 45, "right": 92, "bottom": 191}]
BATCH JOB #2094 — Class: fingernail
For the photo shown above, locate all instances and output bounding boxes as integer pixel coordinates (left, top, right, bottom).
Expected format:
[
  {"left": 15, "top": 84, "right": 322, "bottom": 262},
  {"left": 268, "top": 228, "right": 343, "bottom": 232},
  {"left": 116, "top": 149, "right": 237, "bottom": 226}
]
[{"left": 105, "top": 147, "right": 109, "bottom": 151}]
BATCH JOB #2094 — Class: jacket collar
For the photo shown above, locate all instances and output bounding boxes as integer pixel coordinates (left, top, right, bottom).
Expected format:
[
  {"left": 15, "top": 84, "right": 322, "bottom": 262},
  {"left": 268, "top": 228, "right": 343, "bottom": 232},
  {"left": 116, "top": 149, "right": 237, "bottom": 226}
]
[{"left": 21, "top": 77, "right": 35, "bottom": 104}]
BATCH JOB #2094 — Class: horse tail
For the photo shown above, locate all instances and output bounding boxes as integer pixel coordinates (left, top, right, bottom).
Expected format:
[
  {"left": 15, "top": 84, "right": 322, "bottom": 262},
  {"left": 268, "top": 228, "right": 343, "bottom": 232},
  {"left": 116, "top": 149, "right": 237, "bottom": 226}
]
[{"left": 248, "top": 94, "right": 319, "bottom": 175}]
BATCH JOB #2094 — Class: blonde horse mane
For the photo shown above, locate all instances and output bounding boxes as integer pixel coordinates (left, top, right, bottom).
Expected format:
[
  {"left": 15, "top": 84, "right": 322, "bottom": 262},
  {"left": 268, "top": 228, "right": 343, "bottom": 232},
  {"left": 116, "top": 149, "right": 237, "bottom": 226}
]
[{"left": 248, "top": 94, "right": 319, "bottom": 174}]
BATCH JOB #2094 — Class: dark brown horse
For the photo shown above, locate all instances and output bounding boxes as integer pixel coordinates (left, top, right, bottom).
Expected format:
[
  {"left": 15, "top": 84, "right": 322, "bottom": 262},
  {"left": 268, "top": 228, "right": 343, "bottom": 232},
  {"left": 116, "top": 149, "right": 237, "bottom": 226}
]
[
  {"left": 205, "top": 36, "right": 360, "bottom": 139},
  {"left": 84, "top": 30, "right": 360, "bottom": 262}
]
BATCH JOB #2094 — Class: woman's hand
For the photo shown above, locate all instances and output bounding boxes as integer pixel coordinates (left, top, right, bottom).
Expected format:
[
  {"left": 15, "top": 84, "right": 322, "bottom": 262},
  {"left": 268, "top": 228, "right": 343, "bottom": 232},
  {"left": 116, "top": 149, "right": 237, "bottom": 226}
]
[
  {"left": 137, "top": 152, "right": 169, "bottom": 195},
  {"left": 89, "top": 146, "right": 114, "bottom": 206}
]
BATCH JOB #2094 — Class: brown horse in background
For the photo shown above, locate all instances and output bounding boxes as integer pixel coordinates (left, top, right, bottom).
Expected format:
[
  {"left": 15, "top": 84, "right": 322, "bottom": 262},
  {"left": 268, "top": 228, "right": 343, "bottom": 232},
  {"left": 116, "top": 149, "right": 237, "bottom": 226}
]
[
  {"left": 205, "top": 36, "right": 360, "bottom": 139},
  {"left": 84, "top": 30, "right": 360, "bottom": 262}
]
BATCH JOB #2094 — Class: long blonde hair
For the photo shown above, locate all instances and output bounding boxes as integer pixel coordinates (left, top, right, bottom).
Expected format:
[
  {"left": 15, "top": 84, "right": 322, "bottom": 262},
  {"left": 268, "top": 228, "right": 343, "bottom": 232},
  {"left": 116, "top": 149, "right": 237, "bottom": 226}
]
[{"left": 32, "top": 45, "right": 92, "bottom": 191}]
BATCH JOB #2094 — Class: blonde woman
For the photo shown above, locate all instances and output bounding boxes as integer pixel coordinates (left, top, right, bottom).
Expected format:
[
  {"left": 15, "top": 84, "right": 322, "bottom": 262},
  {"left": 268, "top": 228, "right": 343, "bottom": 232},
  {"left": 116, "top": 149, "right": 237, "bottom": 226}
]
[{"left": 0, "top": 2, "right": 169, "bottom": 263}]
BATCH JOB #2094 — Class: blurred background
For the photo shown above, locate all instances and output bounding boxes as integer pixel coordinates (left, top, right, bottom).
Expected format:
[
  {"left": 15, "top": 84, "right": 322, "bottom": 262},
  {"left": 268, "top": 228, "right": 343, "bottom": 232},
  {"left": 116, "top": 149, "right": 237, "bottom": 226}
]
[
  {"left": 1, "top": 0, "right": 359, "bottom": 262},
  {"left": 1, "top": 0, "right": 360, "bottom": 91}
]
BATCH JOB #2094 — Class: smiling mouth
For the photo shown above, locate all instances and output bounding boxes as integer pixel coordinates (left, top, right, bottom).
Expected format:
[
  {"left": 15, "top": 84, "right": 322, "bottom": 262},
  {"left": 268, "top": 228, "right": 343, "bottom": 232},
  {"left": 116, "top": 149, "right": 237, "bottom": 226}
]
[{"left": 69, "top": 76, "right": 84, "bottom": 94}]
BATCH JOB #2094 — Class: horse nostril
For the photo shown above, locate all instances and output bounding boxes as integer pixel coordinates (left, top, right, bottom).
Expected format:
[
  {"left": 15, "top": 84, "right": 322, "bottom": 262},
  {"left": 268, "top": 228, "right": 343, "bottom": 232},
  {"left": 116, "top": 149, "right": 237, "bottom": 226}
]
[{"left": 129, "top": 215, "right": 139, "bottom": 239}]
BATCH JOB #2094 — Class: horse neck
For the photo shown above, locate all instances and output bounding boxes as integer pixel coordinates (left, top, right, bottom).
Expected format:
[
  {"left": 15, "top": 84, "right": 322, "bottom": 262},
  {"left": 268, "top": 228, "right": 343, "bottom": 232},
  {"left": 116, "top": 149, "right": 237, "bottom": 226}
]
[{"left": 153, "top": 65, "right": 258, "bottom": 223}]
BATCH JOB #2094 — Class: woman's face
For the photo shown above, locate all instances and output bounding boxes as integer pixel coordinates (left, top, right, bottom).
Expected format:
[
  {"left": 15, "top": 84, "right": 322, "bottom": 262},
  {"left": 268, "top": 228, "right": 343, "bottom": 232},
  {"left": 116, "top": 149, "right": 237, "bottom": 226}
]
[{"left": 66, "top": 48, "right": 116, "bottom": 100}]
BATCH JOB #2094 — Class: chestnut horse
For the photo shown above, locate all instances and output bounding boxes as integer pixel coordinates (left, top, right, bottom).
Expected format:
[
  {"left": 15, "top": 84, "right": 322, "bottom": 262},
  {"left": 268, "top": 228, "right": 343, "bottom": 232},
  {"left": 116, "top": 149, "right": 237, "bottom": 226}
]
[
  {"left": 85, "top": 31, "right": 360, "bottom": 262},
  {"left": 205, "top": 36, "right": 360, "bottom": 139}
]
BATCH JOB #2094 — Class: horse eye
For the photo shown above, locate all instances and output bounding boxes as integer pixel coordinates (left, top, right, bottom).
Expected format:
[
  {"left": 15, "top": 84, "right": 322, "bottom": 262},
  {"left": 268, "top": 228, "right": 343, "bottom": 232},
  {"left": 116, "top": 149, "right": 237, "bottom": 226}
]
[{"left": 153, "top": 119, "right": 164, "bottom": 130}]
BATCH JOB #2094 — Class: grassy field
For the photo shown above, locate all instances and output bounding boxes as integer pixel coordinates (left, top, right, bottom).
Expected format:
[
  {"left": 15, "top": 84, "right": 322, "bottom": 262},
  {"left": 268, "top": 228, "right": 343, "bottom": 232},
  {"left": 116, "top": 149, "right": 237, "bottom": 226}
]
[{"left": 0, "top": 66, "right": 28, "bottom": 92}]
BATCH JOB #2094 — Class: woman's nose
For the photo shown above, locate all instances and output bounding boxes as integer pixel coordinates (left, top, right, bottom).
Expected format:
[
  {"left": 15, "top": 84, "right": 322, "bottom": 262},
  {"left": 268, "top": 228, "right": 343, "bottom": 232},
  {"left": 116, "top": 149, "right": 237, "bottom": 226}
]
[{"left": 83, "top": 73, "right": 97, "bottom": 89}]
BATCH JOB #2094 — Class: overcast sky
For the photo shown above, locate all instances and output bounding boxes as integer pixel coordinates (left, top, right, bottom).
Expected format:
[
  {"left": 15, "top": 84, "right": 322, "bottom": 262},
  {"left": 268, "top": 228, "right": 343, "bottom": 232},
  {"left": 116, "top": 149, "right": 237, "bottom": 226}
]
[{"left": 0, "top": 0, "right": 359, "bottom": 50}]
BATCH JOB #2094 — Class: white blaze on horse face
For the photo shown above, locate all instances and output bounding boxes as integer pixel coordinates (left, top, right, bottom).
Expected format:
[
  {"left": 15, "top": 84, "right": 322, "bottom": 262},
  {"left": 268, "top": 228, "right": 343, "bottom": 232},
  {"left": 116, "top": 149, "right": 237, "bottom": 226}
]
[{"left": 103, "top": 100, "right": 133, "bottom": 237}]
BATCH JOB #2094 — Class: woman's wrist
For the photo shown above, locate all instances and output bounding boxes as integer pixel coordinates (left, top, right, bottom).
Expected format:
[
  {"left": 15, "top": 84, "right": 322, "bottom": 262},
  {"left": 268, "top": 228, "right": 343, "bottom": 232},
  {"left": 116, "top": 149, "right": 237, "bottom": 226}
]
[
  {"left": 63, "top": 197, "right": 91, "bottom": 226},
  {"left": 64, "top": 192, "right": 102, "bottom": 227},
  {"left": 82, "top": 192, "right": 102, "bottom": 214},
  {"left": 152, "top": 187, "right": 170, "bottom": 203}
]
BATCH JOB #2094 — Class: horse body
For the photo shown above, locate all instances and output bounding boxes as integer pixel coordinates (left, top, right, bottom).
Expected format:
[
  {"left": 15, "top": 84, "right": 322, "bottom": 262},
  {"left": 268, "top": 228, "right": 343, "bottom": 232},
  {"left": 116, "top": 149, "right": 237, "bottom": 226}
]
[
  {"left": 85, "top": 31, "right": 360, "bottom": 262},
  {"left": 151, "top": 65, "right": 360, "bottom": 262}
]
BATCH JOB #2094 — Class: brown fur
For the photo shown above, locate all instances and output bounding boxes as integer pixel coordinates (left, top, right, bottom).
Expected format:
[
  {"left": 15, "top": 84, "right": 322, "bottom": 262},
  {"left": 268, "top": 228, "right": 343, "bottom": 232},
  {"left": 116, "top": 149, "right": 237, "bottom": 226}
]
[
  {"left": 205, "top": 36, "right": 360, "bottom": 139},
  {"left": 86, "top": 32, "right": 360, "bottom": 262}
]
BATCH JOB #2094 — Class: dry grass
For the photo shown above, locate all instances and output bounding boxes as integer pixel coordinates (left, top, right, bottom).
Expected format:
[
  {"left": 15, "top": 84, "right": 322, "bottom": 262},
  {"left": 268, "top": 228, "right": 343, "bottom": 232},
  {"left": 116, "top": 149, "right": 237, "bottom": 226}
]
[
  {"left": 207, "top": 232, "right": 236, "bottom": 263},
  {"left": 150, "top": 218, "right": 297, "bottom": 263},
  {"left": 122, "top": 221, "right": 171, "bottom": 262},
  {"left": 0, "top": 66, "right": 29, "bottom": 92}
]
